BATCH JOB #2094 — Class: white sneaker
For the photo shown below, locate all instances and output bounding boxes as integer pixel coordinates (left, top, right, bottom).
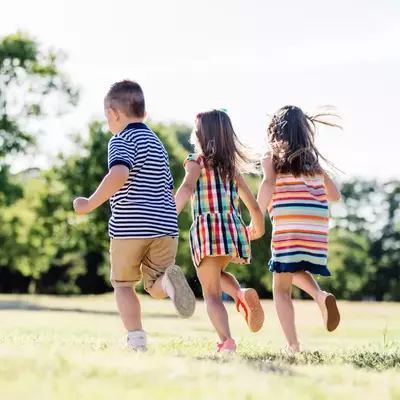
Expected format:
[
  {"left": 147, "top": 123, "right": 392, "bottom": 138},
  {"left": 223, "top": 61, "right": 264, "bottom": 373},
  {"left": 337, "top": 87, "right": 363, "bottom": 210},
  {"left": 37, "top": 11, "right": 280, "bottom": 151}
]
[
  {"left": 162, "top": 265, "right": 196, "bottom": 318},
  {"left": 127, "top": 330, "right": 147, "bottom": 352}
]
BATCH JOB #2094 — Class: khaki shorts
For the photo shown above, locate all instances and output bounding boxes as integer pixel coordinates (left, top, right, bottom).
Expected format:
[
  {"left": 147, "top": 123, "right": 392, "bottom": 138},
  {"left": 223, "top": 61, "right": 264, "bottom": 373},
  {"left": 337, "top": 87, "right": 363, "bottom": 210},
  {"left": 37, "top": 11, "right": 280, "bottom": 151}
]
[{"left": 110, "top": 236, "right": 178, "bottom": 291}]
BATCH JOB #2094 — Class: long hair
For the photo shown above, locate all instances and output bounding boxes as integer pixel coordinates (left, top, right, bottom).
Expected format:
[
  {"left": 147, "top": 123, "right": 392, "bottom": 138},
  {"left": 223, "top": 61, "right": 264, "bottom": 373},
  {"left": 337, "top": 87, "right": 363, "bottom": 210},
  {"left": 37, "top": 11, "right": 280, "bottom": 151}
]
[
  {"left": 267, "top": 105, "right": 341, "bottom": 177},
  {"left": 191, "top": 109, "right": 256, "bottom": 180}
]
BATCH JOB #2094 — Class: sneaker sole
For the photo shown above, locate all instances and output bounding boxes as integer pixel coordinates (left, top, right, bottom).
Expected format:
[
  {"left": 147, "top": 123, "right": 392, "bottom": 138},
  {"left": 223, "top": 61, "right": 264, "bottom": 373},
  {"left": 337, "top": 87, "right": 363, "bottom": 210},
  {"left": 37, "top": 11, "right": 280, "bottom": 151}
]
[
  {"left": 325, "top": 294, "right": 340, "bottom": 332},
  {"left": 166, "top": 265, "right": 196, "bottom": 319},
  {"left": 220, "top": 349, "right": 236, "bottom": 355},
  {"left": 243, "top": 289, "right": 265, "bottom": 333}
]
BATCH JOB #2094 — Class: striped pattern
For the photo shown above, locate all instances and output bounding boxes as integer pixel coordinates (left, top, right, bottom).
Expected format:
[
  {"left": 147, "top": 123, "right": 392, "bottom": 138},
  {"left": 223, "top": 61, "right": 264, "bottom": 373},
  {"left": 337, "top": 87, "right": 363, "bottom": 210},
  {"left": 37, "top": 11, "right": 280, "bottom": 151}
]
[
  {"left": 268, "top": 173, "right": 330, "bottom": 275},
  {"left": 185, "top": 154, "right": 251, "bottom": 268},
  {"left": 108, "top": 122, "right": 178, "bottom": 238}
]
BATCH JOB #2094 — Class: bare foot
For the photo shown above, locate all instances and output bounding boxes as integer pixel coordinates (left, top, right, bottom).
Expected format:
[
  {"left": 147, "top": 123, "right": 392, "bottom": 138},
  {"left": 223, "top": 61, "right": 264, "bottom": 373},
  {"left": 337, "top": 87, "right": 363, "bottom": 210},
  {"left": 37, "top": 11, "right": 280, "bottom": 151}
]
[{"left": 316, "top": 291, "right": 341, "bottom": 332}]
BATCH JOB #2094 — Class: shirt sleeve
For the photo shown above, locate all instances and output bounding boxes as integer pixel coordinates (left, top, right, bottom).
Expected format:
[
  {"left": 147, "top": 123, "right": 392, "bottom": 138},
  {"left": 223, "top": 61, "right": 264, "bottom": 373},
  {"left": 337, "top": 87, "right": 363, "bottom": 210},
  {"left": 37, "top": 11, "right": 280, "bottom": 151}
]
[
  {"left": 168, "top": 171, "right": 174, "bottom": 190},
  {"left": 108, "top": 136, "right": 135, "bottom": 170}
]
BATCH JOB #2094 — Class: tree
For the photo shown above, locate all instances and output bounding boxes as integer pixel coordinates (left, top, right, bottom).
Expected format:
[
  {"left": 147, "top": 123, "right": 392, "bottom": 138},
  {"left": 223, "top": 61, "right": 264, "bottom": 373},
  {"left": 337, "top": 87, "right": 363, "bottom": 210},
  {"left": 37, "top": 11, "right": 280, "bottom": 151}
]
[
  {"left": 330, "top": 179, "right": 400, "bottom": 300},
  {"left": 0, "top": 32, "right": 78, "bottom": 292},
  {"left": 0, "top": 32, "right": 78, "bottom": 204}
]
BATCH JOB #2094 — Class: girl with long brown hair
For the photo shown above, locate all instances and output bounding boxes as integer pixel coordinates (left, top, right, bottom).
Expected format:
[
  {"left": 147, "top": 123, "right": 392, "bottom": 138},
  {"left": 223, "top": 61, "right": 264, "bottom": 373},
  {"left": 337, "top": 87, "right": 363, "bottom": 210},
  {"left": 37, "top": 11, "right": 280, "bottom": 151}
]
[
  {"left": 175, "top": 109, "right": 265, "bottom": 353},
  {"left": 256, "top": 105, "right": 341, "bottom": 353}
]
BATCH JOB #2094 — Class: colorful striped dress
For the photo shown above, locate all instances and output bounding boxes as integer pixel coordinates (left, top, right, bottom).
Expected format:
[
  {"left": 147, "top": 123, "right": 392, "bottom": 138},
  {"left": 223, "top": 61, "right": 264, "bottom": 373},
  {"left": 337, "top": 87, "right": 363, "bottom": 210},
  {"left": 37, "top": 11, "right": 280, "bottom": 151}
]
[
  {"left": 268, "top": 173, "right": 331, "bottom": 276},
  {"left": 185, "top": 154, "right": 251, "bottom": 268}
]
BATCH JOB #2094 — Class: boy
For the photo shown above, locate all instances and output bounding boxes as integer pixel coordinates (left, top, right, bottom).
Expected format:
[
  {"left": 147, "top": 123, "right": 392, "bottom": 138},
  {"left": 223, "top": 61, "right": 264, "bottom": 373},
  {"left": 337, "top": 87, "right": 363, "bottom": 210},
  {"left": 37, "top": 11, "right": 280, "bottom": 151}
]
[{"left": 73, "top": 80, "right": 196, "bottom": 351}]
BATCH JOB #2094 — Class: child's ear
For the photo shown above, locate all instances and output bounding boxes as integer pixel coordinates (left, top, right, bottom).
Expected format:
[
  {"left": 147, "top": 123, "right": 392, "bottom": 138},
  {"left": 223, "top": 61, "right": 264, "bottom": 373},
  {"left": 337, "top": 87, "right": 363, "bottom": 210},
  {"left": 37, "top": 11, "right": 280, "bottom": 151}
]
[
  {"left": 143, "top": 110, "right": 148, "bottom": 120},
  {"left": 110, "top": 108, "right": 120, "bottom": 121}
]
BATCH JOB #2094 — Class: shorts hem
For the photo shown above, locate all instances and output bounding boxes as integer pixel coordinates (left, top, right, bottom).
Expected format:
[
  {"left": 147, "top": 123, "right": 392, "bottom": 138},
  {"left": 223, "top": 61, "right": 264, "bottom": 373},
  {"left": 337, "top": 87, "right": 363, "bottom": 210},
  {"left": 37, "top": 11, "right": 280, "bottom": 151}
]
[{"left": 111, "top": 280, "right": 139, "bottom": 288}]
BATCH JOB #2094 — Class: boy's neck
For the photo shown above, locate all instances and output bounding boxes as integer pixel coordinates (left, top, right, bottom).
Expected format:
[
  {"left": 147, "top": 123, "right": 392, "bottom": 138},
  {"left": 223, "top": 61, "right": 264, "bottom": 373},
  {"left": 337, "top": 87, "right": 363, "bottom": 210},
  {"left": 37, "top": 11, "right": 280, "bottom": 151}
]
[{"left": 123, "top": 117, "right": 145, "bottom": 126}]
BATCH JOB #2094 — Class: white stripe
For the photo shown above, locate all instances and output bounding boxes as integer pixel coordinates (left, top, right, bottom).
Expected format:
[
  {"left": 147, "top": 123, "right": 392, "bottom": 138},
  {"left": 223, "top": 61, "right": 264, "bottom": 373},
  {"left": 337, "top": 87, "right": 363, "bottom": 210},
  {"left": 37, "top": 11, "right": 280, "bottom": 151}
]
[{"left": 107, "top": 124, "right": 178, "bottom": 238}]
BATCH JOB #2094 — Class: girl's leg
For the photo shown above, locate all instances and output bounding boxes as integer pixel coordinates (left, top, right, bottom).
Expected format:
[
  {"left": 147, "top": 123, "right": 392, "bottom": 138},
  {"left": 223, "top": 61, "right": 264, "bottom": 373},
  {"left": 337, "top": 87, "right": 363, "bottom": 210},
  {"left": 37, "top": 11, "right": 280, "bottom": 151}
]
[
  {"left": 221, "top": 271, "right": 264, "bottom": 333},
  {"left": 273, "top": 272, "right": 300, "bottom": 351},
  {"left": 221, "top": 271, "right": 240, "bottom": 299},
  {"left": 292, "top": 271, "right": 321, "bottom": 299},
  {"left": 293, "top": 271, "right": 340, "bottom": 332},
  {"left": 197, "top": 256, "right": 231, "bottom": 342}
]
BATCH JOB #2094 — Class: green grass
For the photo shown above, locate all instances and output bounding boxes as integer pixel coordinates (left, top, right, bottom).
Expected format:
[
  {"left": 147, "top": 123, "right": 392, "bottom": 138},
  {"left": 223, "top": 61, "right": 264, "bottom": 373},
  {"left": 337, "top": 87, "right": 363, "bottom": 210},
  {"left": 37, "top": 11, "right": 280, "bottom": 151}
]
[{"left": 0, "top": 295, "right": 399, "bottom": 399}]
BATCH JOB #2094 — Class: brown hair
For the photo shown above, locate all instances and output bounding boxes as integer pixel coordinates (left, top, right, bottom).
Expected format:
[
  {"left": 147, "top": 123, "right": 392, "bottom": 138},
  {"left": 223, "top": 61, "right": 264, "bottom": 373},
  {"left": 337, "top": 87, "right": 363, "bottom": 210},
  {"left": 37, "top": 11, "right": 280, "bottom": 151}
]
[
  {"left": 104, "top": 80, "right": 145, "bottom": 118},
  {"left": 267, "top": 105, "right": 341, "bottom": 177},
  {"left": 191, "top": 109, "right": 256, "bottom": 180}
]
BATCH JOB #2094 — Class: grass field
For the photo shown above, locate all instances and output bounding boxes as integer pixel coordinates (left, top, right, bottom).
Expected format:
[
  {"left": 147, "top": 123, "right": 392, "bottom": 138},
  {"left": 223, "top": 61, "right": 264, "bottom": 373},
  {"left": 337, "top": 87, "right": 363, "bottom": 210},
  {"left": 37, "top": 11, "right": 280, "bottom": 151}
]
[{"left": 1, "top": 295, "right": 400, "bottom": 400}]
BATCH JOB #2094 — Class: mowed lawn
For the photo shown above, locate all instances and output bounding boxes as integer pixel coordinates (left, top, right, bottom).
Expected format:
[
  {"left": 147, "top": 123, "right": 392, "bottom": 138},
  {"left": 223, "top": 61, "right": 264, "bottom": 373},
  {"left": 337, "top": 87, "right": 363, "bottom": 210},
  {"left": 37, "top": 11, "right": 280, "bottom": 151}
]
[{"left": 0, "top": 295, "right": 399, "bottom": 400}]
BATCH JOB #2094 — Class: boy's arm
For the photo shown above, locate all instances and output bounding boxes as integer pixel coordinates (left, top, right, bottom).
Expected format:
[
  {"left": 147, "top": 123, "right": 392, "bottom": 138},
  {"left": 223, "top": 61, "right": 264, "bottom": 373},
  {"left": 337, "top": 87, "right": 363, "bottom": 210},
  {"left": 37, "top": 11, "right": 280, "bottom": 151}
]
[
  {"left": 74, "top": 166, "right": 129, "bottom": 215},
  {"left": 73, "top": 136, "right": 134, "bottom": 215},
  {"left": 323, "top": 172, "right": 341, "bottom": 202},
  {"left": 175, "top": 161, "right": 201, "bottom": 214},
  {"left": 257, "top": 154, "right": 276, "bottom": 215},
  {"left": 236, "top": 173, "right": 265, "bottom": 240}
]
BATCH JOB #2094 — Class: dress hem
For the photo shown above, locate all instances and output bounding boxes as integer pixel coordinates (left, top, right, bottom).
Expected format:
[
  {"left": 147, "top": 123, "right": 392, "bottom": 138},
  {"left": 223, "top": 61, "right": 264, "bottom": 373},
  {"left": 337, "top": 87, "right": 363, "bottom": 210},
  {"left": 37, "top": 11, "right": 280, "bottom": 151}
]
[
  {"left": 193, "top": 252, "right": 252, "bottom": 268},
  {"left": 269, "top": 260, "right": 331, "bottom": 277}
]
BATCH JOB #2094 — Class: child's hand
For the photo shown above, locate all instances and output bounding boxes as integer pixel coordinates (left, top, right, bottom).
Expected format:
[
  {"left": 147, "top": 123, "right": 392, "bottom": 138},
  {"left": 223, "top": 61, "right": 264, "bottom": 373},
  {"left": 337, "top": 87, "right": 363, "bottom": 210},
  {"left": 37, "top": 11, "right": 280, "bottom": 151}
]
[
  {"left": 248, "top": 222, "right": 263, "bottom": 241},
  {"left": 73, "top": 197, "right": 91, "bottom": 215}
]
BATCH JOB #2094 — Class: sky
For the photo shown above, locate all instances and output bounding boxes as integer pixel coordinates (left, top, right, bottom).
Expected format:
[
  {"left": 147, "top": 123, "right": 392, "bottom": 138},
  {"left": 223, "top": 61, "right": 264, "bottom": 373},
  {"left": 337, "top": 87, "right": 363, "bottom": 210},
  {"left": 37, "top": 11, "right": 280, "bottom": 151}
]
[{"left": 2, "top": 0, "right": 400, "bottom": 179}]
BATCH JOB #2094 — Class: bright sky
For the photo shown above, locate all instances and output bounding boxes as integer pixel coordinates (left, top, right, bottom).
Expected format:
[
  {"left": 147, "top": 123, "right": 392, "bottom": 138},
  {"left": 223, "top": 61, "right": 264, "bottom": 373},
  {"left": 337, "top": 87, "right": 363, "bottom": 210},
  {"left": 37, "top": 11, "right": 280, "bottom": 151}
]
[{"left": 2, "top": 0, "right": 399, "bottom": 179}]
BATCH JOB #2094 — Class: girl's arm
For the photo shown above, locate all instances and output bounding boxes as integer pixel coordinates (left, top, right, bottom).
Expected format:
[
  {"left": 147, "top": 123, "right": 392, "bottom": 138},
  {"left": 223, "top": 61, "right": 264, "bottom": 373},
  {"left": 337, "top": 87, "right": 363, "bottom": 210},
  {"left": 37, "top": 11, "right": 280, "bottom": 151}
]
[
  {"left": 175, "top": 161, "right": 201, "bottom": 214},
  {"left": 323, "top": 172, "right": 341, "bottom": 202},
  {"left": 257, "top": 154, "right": 277, "bottom": 215},
  {"left": 236, "top": 173, "right": 265, "bottom": 240}
]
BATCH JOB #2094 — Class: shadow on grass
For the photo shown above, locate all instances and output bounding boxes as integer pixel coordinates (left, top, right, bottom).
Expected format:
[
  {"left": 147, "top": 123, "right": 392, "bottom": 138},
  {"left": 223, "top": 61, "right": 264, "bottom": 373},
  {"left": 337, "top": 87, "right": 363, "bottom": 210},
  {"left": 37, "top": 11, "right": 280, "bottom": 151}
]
[
  {"left": 195, "top": 353, "right": 297, "bottom": 376},
  {"left": 195, "top": 348, "right": 400, "bottom": 374},
  {"left": 241, "top": 349, "right": 400, "bottom": 371},
  {"left": 0, "top": 300, "right": 177, "bottom": 319}
]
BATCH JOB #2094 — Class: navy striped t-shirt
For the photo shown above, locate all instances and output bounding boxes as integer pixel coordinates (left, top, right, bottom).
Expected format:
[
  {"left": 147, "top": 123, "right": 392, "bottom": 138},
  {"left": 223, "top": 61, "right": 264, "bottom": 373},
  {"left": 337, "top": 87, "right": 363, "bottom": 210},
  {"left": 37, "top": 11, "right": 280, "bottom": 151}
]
[{"left": 107, "top": 122, "right": 178, "bottom": 238}]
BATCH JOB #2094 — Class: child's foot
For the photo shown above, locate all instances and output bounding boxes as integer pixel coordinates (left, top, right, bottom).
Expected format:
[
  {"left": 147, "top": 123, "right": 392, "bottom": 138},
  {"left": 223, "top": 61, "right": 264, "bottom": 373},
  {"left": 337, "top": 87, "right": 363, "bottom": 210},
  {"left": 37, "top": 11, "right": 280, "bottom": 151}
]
[
  {"left": 316, "top": 291, "right": 340, "bottom": 332},
  {"left": 216, "top": 338, "right": 237, "bottom": 354},
  {"left": 163, "top": 265, "right": 196, "bottom": 318},
  {"left": 282, "top": 343, "right": 301, "bottom": 357},
  {"left": 127, "top": 330, "right": 147, "bottom": 352},
  {"left": 236, "top": 288, "right": 265, "bottom": 332}
]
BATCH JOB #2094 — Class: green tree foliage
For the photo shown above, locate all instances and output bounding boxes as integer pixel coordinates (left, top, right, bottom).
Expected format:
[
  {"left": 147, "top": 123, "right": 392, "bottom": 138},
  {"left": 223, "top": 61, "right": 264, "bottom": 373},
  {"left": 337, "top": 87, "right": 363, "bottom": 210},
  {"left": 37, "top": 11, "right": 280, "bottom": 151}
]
[
  {"left": 0, "top": 33, "right": 399, "bottom": 299},
  {"left": 0, "top": 32, "right": 78, "bottom": 204},
  {"left": 0, "top": 32, "right": 78, "bottom": 292},
  {"left": 2, "top": 118, "right": 399, "bottom": 298}
]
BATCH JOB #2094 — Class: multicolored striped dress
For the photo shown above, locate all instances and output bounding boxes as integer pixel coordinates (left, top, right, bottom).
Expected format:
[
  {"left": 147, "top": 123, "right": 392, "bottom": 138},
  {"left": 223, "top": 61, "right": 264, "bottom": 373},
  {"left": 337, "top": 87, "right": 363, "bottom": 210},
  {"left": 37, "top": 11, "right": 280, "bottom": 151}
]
[
  {"left": 185, "top": 154, "right": 251, "bottom": 268},
  {"left": 268, "top": 173, "right": 331, "bottom": 276}
]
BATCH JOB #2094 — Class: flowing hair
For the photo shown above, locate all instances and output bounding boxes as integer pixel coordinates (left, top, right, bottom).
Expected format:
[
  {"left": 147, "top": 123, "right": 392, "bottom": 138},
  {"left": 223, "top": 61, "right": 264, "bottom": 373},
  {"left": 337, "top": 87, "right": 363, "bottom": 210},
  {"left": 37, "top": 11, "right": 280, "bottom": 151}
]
[
  {"left": 267, "top": 105, "right": 341, "bottom": 177},
  {"left": 191, "top": 109, "right": 257, "bottom": 180}
]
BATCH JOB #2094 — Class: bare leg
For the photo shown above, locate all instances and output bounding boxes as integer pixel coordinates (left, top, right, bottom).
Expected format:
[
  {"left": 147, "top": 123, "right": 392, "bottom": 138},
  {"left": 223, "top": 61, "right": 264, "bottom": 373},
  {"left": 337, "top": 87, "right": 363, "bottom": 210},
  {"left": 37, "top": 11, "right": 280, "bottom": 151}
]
[
  {"left": 221, "top": 271, "right": 240, "bottom": 300},
  {"left": 292, "top": 271, "right": 321, "bottom": 299},
  {"left": 273, "top": 272, "right": 299, "bottom": 350},
  {"left": 115, "top": 286, "right": 143, "bottom": 331},
  {"left": 197, "top": 256, "right": 232, "bottom": 342},
  {"left": 292, "top": 271, "right": 340, "bottom": 332},
  {"left": 147, "top": 276, "right": 167, "bottom": 299}
]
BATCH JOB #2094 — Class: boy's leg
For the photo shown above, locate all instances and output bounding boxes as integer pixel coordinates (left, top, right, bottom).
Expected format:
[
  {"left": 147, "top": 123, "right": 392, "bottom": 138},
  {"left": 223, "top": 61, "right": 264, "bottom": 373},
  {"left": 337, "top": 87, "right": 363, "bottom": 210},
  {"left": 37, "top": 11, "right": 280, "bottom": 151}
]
[
  {"left": 110, "top": 238, "right": 148, "bottom": 350},
  {"left": 292, "top": 271, "right": 340, "bottom": 332},
  {"left": 143, "top": 236, "right": 196, "bottom": 318},
  {"left": 115, "top": 286, "right": 142, "bottom": 331},
  {"left": 221, "top": 271, "right": 264, "bottom": 333}
]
